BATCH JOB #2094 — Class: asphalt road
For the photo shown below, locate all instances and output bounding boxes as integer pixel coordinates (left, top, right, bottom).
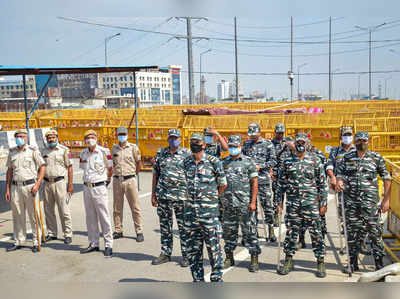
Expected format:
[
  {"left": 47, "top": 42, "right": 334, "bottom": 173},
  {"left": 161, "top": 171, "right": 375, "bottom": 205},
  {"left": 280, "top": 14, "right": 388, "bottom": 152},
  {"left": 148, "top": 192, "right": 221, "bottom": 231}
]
[{"left": 0, "top": 160, "right": 391, "bottom": 283}]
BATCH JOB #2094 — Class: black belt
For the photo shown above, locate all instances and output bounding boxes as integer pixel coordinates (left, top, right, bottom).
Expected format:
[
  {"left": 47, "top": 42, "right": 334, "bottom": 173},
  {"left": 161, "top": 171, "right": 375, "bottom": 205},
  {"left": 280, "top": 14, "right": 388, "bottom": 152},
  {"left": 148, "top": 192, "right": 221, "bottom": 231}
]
[
  {"left": 84, "top": 181, "right": 106, "bottom": 188},
  {"left": 44, "top": 176, "right": 64, "bottom": 183},
  {"left": 114, "top": 174, "right": 136, "bottom": 181},
  {"left": 12, "top": 179, "right": 35, "bottom": 186}
]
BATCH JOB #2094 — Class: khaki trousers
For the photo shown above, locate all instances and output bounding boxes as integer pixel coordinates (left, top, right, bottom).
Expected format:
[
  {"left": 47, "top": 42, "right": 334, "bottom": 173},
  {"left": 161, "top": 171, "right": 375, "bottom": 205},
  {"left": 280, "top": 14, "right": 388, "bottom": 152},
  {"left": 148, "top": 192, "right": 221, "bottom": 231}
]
[
  {"left": 83, "top": 184, "right": 113, "bottom": 248},
  {"left": 43, "top": 180, "right": 73, "bottom": 238},
  {"left": 113, "top": 177, "right": 143, "bottom": 234},
  {"left": 10, "top": 184, "right": 41, "bottom": 246}
]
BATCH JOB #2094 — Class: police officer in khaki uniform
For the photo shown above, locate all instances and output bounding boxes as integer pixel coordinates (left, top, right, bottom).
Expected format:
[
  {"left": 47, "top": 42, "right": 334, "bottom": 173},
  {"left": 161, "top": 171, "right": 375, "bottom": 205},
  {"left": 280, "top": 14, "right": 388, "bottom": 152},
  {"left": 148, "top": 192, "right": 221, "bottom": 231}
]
[
  {"left": 5, "top": 129, "right": 46, "bottom": 253},
  {"left": 79, "top": 130, "right": 114, "bottom": 257},
  {"left": 111, "top": 126, "right": 144, "bottom": 242},
  {"left": 41, "top": 129, "right": 73, "bottom": 244}
]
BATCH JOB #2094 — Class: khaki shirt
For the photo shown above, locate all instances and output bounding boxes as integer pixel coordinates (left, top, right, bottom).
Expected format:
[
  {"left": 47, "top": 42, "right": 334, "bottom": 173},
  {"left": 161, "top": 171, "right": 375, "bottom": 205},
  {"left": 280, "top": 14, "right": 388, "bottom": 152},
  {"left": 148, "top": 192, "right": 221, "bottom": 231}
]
[
  {"left": 111, "top": 142, "right": 141, "bottom": 176},
  {"left": 6, "top": 145, "right": 46, "bottom": 181},
  {"left": 41, "top": 144, "right": 72, "bottom": 178},
  {"left": 79, "top": 145, "right": 113, "bottom": 183}
]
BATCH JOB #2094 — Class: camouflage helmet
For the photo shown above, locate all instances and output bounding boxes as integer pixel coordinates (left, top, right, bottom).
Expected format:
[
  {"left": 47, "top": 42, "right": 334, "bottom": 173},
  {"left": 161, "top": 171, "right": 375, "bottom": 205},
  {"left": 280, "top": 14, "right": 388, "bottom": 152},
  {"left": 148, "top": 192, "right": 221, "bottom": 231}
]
[
  {"left": 275, "top": 123, "right": 285, "bottom": 133},
  {"left": 248, "top": 122, "right": 261, "bottom": 136},
  {"left": 228, "top": 135, "right": 242, "bottom": 147},
  {"left": 190, "top": 132, "right": 204, "bottom": 141},
  {"left": 355, "top": 131, "right": 369, "bottom": 141},
  {"left": 168, "top": 128, "right": 181, "bottom": 138},
  {"left": 340, "top": 126, "right": 353, "bottom": 136},
  {"left": 295, "top": 133, "right": 309, "bottom": 143}
]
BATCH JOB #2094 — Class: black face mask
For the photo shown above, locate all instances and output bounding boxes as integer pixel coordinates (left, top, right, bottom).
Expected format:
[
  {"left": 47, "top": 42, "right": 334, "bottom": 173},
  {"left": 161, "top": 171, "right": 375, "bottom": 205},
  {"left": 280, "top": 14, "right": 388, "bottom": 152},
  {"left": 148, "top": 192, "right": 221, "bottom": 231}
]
[
  {"left": 295, "top": 144, "right": 306, "bottom": 153},
  {"left": 190, "top": 143, "right": 203, "bottom": 153},
  {"left": 356, "top": 143, "right": 368, "bottom": 151}
]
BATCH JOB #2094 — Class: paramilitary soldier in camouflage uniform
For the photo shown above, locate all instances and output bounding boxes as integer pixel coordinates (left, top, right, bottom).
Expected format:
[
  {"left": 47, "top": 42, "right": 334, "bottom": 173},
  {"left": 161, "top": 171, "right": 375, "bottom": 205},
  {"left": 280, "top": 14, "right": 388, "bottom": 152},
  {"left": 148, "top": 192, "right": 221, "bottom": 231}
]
[
  {"left": 183, "top": 132, "right": 227, "bottom": 282},
  {"left": 151, "top": 129, "right": 191, "bottom": 267},
  {"left": 204, "top": 127, "right": 228, "bottom": 223},
  {"left": 221, "top": 135, "right": 260, "bottom": 272},
  {"left": 271, "top": 123, "right": 293, "bottom": 227},
  {"left": 204, "top": 127, "right": 229, "bottom": 158},
  {"left": 277, "top": 133, "right": 328, "bottom": 278},
  {"left": 336, "top": 131, "right": 391, "bottom": 273},
  {"left": 297, "top": 140, "right": 328, "bottom": 249},
  {"left": 242, "top": 122, "right": 277, "bottom": 242}
]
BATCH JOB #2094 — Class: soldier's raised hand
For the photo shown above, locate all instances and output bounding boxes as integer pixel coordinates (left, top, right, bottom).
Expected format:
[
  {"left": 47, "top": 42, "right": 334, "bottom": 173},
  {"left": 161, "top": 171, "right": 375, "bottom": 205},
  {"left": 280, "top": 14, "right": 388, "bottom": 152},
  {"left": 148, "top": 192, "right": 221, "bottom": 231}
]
[{"left": 335, "top": 180, "right": 344, "bottom": 193}]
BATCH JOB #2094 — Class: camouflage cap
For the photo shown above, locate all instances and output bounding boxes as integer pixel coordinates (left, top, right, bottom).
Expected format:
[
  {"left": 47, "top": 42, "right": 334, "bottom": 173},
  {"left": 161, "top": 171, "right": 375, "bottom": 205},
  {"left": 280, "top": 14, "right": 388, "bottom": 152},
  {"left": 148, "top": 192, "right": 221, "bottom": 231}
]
[
  {"left": 203, "top": 127, "right": 213, "bottom": 136},
  {"left": 340, "top": 126, "right": 353, "bottom": 136},
  {"left": 117, "top": 126, "right": 128, "bottom": 135},
  {"left": 355, "top": 131, "right": 369, "bottom": 141},
  {"left": 248, "top": 122, "right": 261, "bottom": 136},
  {"left": 190, "top": 132, "right": 204, "bottom": 141},
  {"left": 14, "top": 128, "right": 28, "bottom": 136},
  {"left": 228, "top": 135, "right": 242, "bottom": 146},
  {"left": 45, "top": 129, "right": 58, "bottom": 137},
  {"left": 168, "top": 128, "right": 181, "bottom": 138},
  {"left": 295, "top": 133, "right": 309, "bottom": 142},
  {"left": 84, "top": 129, "right": 97, "bottom": 138},
  {"left": 275, "top": 123, "right": 285, "bottom": 133}
]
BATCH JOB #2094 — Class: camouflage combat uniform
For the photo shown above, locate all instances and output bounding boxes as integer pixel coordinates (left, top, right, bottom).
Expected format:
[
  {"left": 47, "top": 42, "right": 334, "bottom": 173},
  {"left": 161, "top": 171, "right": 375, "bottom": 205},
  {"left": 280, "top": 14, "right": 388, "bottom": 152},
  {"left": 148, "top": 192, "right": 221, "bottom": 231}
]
[
  {"left": 302, "top": 145, "right": 328, "bottom": 238},
  {"left": 243, "top": 137, "right": 277, "bottom": 225},
  {"left": 278, "top": 150, "right": 328, "bottom": 259},
  {"left": 183, "top": 145, "right": 227, "bottom": 282},
  {"left": 272, "top": 135, "right": 293, "bottom": 207},
  {"left": 336, "top": 133, "right": 391, "bottom": 260},
  {"left": 221, "top": 150, "right": 260, "bottom": 255},
  {"left": 153, "top": 146, "right": 191, "bottom": 259}
]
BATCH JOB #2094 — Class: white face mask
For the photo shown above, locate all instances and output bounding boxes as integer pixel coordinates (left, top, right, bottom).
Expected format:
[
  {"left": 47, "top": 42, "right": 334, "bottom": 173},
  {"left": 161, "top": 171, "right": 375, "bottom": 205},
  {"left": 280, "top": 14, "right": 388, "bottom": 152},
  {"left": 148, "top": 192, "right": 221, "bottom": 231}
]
[
  {"left": 342, "top": 135, "right": 353, "bottom": 145},
  {"left": 86, "top": 138, "right": 97, "bottom": 147}
]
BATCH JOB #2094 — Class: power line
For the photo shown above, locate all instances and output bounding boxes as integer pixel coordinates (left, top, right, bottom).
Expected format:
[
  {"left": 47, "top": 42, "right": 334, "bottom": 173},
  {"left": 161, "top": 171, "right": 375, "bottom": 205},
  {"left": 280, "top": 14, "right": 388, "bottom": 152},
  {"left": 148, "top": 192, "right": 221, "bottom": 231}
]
[
  {"left": 183, "top": 69, "right": 400, "bottom": 76},
  {"left": 195, "top": 41, "right": 400, "bottom": 58},
  {"left": 58, "top": 16, "right": 400, "bottom": 45},
  {"left": 207, "top": 17, "right": 345, "bottom": 29}
]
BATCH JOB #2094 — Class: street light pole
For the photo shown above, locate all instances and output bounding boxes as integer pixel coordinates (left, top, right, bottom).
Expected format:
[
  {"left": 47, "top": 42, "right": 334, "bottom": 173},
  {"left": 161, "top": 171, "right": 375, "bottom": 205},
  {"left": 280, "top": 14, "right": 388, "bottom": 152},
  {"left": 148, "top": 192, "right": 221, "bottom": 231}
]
[
  {"left": 297, "top": 63, "right": 307, "bottom": 100},
  {"left": 199, "top": 49, "right": 212, "bottom": 105},
  {"left": 355, "top": 23, "right": 386, "bottom": 99},
  {"left": 105, "top": 33, "right": 121, "bottom": 65},
  {"left": 385, "top": 76, "right": 392, "bottom": 99}
]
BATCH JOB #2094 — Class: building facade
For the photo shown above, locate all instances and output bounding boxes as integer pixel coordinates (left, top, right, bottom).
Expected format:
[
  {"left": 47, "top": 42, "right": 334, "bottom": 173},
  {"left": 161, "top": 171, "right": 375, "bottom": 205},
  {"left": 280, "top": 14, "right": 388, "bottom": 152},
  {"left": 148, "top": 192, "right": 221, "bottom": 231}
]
[
  {"left": 217, "top": 80, "right": 230, "bottom": 100},
  {"left": 0, "top": 76, "right": 37, "bottom": 99},
  {"left": 97, "top": 65, "right": 182, "bottom": 107}
]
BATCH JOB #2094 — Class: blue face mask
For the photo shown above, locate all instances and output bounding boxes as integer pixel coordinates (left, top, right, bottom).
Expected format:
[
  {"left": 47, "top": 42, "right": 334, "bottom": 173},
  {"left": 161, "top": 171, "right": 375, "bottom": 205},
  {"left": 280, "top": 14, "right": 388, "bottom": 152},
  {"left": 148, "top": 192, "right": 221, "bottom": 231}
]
[
  {"left": 169, "top": 139, "right": 180, "bottom": 148},
  {"left": 48, "top": 142, "right": 58, "bottom": 148},
  {"left": 229, "top": 147, "right": 241, "bottom": 156},
  {"left": 205, "top": 135, "right": 213, "bottom": 144},
  {"left": 118, "top": 135, "right": 128, "bottom": 143},
  {"left": 16, "top": 137, "right": 25, "bottom": 147}
]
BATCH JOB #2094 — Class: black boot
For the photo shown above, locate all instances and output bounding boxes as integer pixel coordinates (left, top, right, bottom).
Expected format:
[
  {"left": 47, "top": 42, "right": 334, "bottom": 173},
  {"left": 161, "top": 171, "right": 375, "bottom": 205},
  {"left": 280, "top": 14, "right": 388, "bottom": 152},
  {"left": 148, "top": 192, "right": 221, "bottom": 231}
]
[
  {"left": 248, "top": 254, "right": 259, "bottom": 272},
  {"left": 375, "top": 256, "right": 384, "bottom": 271},
  {"left": 277, "top": 255, "right": 293, "bottom": 275},
  {"left": 224, "top": 252, "right": 235, "bottom": 269}
]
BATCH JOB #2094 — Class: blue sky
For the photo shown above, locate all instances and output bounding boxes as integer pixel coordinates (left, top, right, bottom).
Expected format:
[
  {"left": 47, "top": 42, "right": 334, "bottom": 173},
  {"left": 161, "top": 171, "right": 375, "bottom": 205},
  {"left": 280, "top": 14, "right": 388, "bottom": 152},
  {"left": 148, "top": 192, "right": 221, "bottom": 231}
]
[{"left": 1, "top": 0, "right": 400, "bottom": 99}]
